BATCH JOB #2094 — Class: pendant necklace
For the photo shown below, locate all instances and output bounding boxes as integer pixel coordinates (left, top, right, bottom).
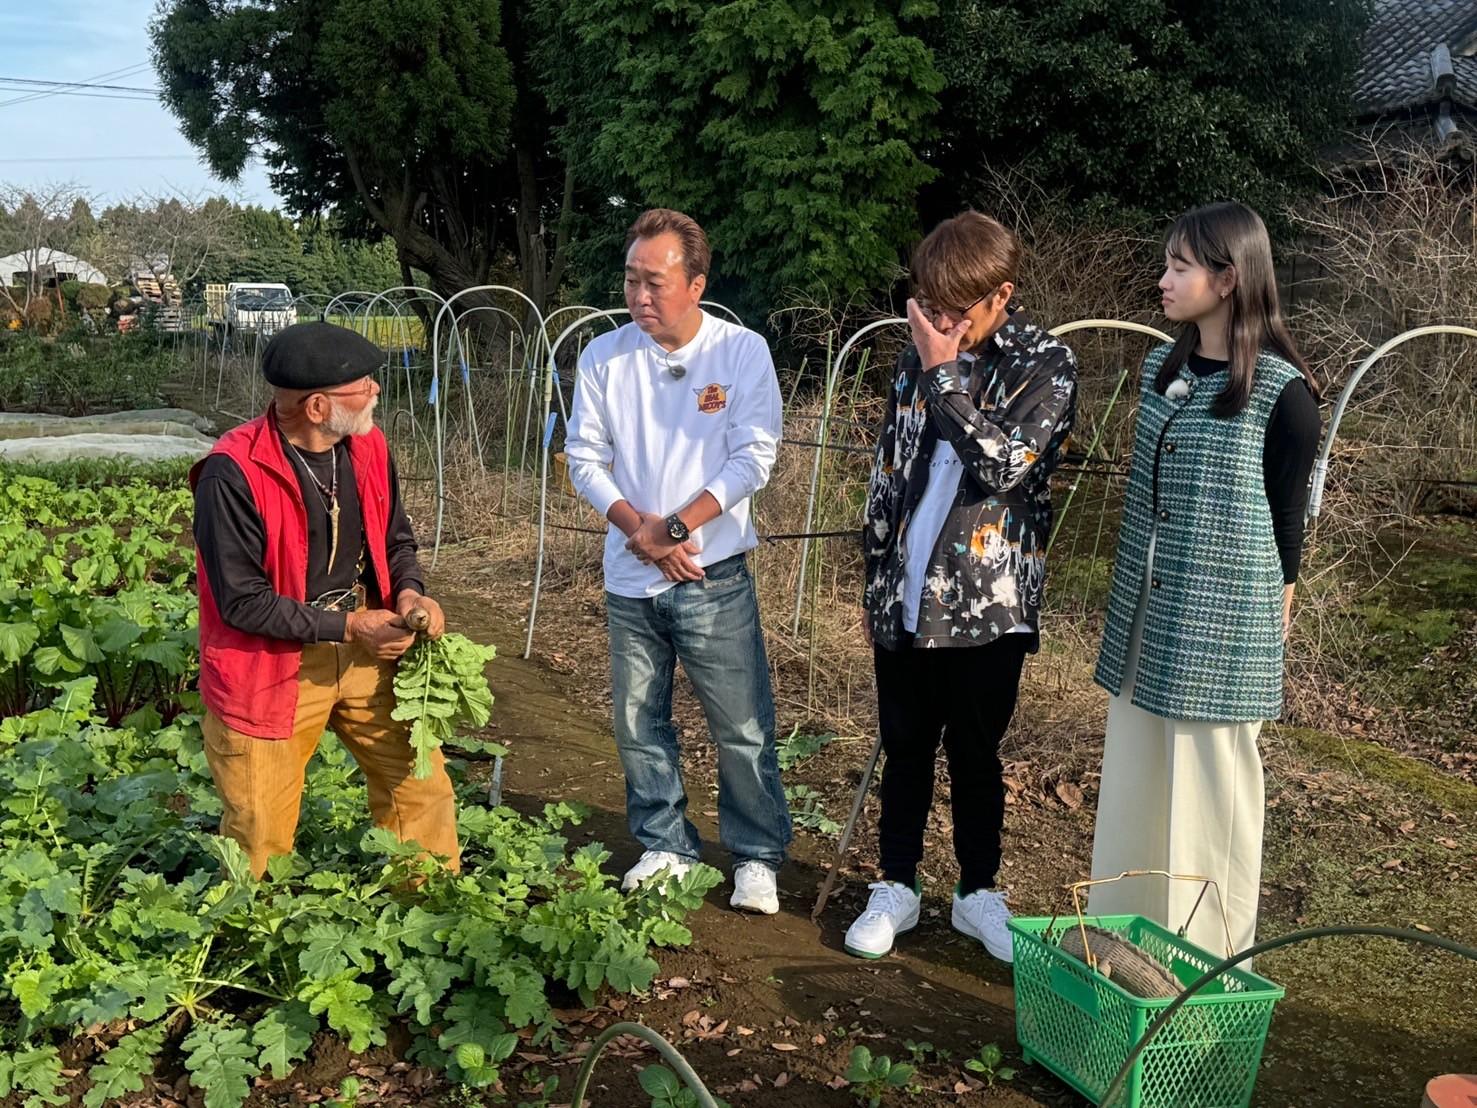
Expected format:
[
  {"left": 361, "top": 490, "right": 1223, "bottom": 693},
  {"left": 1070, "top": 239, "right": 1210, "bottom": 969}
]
[{"left": 290, "top": 443, "right": 341, "bottom": 569}]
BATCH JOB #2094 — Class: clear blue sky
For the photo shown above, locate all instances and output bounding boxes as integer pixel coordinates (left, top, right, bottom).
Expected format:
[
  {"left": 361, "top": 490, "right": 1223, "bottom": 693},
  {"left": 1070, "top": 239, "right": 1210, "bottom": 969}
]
[{"left": 0, "top": 5, "right": 281, "bottom": 208}]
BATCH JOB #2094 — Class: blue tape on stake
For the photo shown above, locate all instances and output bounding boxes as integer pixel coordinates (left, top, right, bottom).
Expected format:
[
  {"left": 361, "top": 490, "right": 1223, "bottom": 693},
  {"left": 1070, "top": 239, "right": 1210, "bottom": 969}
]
[
  {"left": 460, "top": 360, "right": 470, "bottom": 384},
  {"left": 542, "top": 412, "right": 557, "bottom": 448},
  {"left": 427, "top": 376, "right": 439, "bottom": 405},
  {"left": 402, "top": 349, "right": 410, "bottom": 369},
  {"left": 551, "top": 369, "right": 561, "bottom": 388}
]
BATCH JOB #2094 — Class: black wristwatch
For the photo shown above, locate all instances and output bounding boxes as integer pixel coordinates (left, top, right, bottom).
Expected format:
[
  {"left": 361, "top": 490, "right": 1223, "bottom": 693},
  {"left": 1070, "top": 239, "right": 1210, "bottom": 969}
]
[{"left": 665, "top": 513, "right": 690, "bottom": 542}]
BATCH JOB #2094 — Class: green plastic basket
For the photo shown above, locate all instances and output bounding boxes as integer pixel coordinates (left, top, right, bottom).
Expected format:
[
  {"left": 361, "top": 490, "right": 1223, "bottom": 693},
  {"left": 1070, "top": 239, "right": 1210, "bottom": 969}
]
[{"left": 1009, "top": 914, "right": 1284, "bottom": 1108}]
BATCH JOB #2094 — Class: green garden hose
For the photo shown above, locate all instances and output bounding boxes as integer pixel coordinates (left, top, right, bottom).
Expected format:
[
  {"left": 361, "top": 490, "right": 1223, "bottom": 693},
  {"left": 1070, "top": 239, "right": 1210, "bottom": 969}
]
[
  {"left": 1101, "top": 925, "right": 1477, "bottom": 1106},
  {"left": 569, "top": 1021, "right": 723, "bottom": 1108}
]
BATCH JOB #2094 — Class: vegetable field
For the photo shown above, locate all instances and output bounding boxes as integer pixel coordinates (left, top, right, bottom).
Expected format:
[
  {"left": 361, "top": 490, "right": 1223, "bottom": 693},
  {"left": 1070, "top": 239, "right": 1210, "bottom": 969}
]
[{"left": 0, "top": 471, "right": 719, "bottom": 1107}]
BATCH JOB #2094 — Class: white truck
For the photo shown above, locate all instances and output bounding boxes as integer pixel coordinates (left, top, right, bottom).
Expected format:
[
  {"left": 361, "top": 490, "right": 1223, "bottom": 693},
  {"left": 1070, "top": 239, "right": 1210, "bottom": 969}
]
[{"left": 204, "top": 282, "right": 298, "bottom": 337}]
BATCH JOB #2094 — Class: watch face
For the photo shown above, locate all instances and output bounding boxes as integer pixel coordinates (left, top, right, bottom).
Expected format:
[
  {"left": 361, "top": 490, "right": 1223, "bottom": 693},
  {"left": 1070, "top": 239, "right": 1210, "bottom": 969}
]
[{"left": 667, "top": 516, "right": 688, "bottom": 540}]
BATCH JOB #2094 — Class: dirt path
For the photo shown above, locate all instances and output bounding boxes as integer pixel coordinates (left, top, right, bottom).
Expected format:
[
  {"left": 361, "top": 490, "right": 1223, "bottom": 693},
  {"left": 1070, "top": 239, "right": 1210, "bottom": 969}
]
[
  {"left": 440, "top": 590, "right": 1079, "bottom": 1107},
  {"left": 438, "top": 588, "right": 1477, "bottom": 1108}
]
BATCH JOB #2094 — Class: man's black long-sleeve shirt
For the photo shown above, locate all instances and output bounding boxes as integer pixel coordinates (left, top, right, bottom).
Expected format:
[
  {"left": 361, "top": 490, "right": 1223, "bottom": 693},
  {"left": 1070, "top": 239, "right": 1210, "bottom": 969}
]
[{"left": 193, "top": 429, "right": 425, "bottom": 643}]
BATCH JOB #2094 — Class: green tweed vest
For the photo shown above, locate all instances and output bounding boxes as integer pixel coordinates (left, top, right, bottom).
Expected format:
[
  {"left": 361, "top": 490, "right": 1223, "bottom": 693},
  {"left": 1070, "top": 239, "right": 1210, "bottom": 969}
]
[{"left": 1094, "top": 344, "right": 1302, "bottom": 722}]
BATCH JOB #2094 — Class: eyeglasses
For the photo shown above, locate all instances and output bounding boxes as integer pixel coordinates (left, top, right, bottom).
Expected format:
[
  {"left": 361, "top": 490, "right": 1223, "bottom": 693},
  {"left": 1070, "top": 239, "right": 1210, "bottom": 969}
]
[
  {"left": 282, "top": 378, "right": 375, "bottom": 411},
  {"left": 291, "top": 378, "right": 376, "bottom": 404},
  {"left": 916, "top": 290, "right": 991, "bottom": 322},
  {"left": 317, "top": 378, "right": 376, "bottom": 398}
]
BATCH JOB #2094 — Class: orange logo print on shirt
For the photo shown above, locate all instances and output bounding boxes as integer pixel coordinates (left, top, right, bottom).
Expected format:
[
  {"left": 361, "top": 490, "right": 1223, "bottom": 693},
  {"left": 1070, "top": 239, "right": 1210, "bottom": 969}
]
[{"left": 694, "top": 383, "right": 731, "bottom": 414}]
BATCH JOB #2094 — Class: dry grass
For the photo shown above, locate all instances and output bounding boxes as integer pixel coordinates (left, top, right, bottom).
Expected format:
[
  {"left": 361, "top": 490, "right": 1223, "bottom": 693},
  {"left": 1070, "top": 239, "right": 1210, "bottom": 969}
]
[{"left": 1281, "top": 144, "right": 1477, "bottom": 744}]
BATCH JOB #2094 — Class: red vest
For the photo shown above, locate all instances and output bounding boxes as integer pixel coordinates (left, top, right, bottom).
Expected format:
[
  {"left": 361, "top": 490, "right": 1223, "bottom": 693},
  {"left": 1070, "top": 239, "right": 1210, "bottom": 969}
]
[{"left": 190, "top": 408, "right": 394, "bottom": 738}]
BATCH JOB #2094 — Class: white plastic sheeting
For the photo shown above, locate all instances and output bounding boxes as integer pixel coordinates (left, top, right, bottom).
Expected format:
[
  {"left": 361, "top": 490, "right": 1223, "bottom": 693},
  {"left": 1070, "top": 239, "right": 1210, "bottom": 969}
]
[{"left": 0, "top": 408, "right": 215, "bottom": 462}]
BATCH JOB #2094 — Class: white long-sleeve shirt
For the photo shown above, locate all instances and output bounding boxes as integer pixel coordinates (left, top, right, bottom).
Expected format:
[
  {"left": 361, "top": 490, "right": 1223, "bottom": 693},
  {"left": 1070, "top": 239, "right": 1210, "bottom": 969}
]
[{"left": 565, "top": 311, "right": 782, "bottom": 598}]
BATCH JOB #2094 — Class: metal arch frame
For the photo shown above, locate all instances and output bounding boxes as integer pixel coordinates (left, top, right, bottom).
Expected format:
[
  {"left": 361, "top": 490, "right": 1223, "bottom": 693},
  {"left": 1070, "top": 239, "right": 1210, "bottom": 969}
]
[
  {"left": 543, "top": 304, "right": 604, "bottom": 335},
  {"left": 1042, "top": 319, "right": 1174, "bottom": 549},
  {"left": 524, "top": 308, "right": 632, "bottom": 659},
  {"left": 292, "top": 292, "right": 333, "bottom": 319},
  {"left": 358, "top": 287, "right": 450, "bottom": 421},
  {"left": 445, "top": 303, "right": 529, "bottom": 366},
  {"left": 807, "top": 315, "right": 1173, "bottom": 923},
  {"left": 428, "top": 285, "right": 549, "bottom": 567},
  {"left": 1049, "top": 319, "right": 1173, "bottom": 343},
  {"left": 322, "top": 289, "right": 379, "bottom": 322},
  {"left": 541, "top": 305, "right": 628, "bottom": 406},
  {"left": 358, "top": 285, "right": 449, "bottom": 333},
  {"left": 1307, "top": 323, "right": 1477, "bottom": 519},
  {"left": 440, "top": 302, "right": 534, "bottom": 468},
  {"left": 700, "top": 300, "right": 743, "bottom": 326},
  {"left": 792, "top": 317, "right": 905, "bottom": 634},
  {"left": 356, "top": 284, "right": 449, "bottom": 336},
  {"left": 449, "top": 304, "right": 536, "bottom": 510}
]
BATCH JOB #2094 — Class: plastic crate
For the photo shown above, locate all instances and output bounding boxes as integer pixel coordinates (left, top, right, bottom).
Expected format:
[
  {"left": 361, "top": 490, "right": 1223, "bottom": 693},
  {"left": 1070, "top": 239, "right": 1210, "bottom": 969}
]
[{"left": 1010, "top": 914, "right": 1284, "bottom": 1107}]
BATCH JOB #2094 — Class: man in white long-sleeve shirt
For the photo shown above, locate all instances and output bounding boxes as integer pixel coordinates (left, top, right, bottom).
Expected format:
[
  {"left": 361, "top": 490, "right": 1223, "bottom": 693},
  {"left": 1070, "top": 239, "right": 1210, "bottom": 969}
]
[{"left": 565, "top": 208, "right": 792, "bottom": 914}]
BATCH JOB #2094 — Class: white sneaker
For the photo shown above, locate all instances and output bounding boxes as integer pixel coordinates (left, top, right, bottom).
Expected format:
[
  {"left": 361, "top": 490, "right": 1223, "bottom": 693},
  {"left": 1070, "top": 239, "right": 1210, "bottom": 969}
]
[
  {"left": 729, "top": 861, "right": 780, "bottom": 914},
  {"left": 844, "top": 881, "right": 921, "bottom": 959},
  {"left": 952, "top": 886, "right": 1014, "bottom": 963},
  {"left": 620, "top": 850, "right": 692, "bottom": 892}
]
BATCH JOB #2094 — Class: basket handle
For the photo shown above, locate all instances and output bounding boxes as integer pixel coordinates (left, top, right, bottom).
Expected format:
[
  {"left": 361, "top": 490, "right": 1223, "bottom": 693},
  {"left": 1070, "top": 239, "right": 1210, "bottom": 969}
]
[{"left": 1064, "top": 870, "right": 1236, "bottom": 968}]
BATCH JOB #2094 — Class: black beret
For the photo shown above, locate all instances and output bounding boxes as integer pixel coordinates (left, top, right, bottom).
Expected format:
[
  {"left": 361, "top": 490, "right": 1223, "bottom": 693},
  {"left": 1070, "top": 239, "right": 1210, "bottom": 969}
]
[{"left": 261, "top": 322, "right": 385, "bottom": 389}]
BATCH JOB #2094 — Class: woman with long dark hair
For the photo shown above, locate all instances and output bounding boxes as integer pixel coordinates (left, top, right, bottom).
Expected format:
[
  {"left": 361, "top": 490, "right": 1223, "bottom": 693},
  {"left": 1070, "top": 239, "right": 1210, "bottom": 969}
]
[{"left": 1088, "top": 201, "right": 1321, "bottom": 956}]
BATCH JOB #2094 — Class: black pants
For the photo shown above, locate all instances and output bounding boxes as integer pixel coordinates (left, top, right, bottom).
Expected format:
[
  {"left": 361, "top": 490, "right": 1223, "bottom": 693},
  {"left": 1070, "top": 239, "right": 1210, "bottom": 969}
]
[{"left": 874, "top": 634, "right": 1029, "bottom": 894}]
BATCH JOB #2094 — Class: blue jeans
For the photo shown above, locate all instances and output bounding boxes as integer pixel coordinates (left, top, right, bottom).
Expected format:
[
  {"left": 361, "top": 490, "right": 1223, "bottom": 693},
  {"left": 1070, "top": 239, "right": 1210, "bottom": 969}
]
[{"left": 605, "top": 553, "right": 791, "bottom": 870}]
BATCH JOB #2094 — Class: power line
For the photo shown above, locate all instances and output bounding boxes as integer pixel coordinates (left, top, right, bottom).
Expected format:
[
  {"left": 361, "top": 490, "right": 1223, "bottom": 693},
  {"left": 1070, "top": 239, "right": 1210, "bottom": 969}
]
[
  {"left": 0, "top": 86, "right": 158, "bottom": 104},
  {"left": 0, "top": 62, "right": 152, "bottom": 109},
  {"left": 0, "top": 155, "right": 199, "bottom": 164},
  {"left": 0, "top": 76, "right": 160, "bottom": 94}
]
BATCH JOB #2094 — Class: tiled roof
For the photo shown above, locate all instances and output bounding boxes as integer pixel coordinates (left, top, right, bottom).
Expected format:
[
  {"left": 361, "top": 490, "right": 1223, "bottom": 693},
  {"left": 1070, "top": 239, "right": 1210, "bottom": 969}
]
[{"left": 1354, "top": 0, "right": 1477, "bottom": 117}]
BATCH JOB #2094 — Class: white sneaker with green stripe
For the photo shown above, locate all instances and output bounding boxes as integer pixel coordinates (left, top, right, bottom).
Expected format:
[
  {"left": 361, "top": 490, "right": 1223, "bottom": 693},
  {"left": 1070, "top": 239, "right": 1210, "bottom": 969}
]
[
  {"left": 843, "top": 880, "right": 921, "bottom": 959},
  {"left": 951, "top": 884, "right": 1014, "bottom": 963}
]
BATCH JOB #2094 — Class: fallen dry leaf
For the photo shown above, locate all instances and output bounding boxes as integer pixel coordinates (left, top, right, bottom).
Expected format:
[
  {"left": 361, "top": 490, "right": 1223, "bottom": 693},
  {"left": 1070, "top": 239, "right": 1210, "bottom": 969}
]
[
  {"left": 1055, "top": 781, "right": 1084, "bottom": 809},
  {"left": 770, "top": 1042, "right": 799, "bottom": 1052}
]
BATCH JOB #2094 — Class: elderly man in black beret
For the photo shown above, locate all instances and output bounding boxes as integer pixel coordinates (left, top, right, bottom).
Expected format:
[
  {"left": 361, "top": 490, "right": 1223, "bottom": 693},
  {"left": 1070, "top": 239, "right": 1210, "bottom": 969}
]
[{"left": 190, "top": 322, "right": 458, "bottom": 877}]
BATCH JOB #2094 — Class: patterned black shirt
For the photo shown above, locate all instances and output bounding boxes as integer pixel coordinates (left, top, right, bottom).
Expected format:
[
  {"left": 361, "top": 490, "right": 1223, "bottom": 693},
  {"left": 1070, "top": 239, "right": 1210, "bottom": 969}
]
[{"left": 862, "top": 310, "right": 1077, "bottom": 650}]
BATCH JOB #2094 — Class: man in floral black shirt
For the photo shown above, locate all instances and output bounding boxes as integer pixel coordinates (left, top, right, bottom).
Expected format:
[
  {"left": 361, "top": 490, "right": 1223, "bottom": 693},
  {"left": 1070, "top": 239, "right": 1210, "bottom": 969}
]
[{"left": 847, "top": 212, "right": 1077, "bottom": 962}]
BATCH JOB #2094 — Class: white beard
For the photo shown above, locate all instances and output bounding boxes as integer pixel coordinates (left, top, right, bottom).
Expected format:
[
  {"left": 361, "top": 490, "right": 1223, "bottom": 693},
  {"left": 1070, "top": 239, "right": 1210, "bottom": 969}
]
[{"left": 326, "top": 396, "right": 375, "bottom": 438}]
